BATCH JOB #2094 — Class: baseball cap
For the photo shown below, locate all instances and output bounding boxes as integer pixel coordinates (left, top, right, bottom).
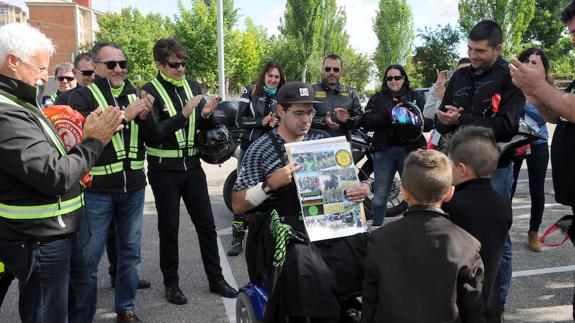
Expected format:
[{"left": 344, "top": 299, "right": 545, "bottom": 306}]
[{"left": 276, "top": 81, "right": 322, "bottom": 104}]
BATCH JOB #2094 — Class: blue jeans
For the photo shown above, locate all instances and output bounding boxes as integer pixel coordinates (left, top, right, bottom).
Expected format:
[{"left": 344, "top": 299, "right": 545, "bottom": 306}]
[
  {"left": 491, "top": 163, "right": 513, "bottom": 310},
  {"left": 372, "top": 146, "right": 409, "bottom": 225},
  {"left": 0, "top": 236, "right": 72, "bottom": 323},
  {"left": 69, "top": 209, "right": 92, "bottom": 323},
  {"left": 83, "top": 188, "right": 144, "bottom": 317}
]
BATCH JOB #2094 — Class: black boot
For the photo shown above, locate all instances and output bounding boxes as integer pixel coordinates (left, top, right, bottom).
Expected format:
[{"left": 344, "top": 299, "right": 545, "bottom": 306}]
[{"left": 227, "top": 222, "right": 245, "bottom": 256}]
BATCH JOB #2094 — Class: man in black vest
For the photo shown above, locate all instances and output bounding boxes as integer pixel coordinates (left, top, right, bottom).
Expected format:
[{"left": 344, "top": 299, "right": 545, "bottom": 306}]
[
  {"left": 141, "top": 37, "right": 237, "bottom": 305},
  {"left": 68, "top": 41, "right": 154, "bottom": 323}
]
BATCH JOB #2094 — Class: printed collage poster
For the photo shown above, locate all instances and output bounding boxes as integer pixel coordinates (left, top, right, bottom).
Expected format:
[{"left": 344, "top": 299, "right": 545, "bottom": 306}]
[{"left": 285, "top": 136, "right": 366, "bottom": 241}]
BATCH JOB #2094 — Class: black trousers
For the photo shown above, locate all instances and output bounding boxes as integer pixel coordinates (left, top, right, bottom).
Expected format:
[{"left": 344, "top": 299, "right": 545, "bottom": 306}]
[{"left": 148, "top": 167, "right": 223, "bottom": 287}]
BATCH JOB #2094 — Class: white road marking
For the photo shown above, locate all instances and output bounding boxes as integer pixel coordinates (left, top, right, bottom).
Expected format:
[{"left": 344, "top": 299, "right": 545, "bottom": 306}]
[
  {"left": 516, "top": 177, "right": 552, "bottom": 183},
  {"left": 513, "top": 265, "right": 575, "bottom": 278},
  {"left": 512, "top": 203, "right": 564, "bottom": 210},
  {"left": 216, "top": 233, "right": 238, "bottom": 323}
]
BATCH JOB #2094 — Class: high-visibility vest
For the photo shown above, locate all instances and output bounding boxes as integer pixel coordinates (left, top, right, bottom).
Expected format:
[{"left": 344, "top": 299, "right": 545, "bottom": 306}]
[
  {"left": 0, "top": 93, "right": 84, "bottom": 220},
  {"left": 87, "top": 84, "right": 143, "bottom": 176},
  {"left": 50, "top": 92, "right": 58, "bottom": 102},
  {"left": 147, "top": 78, "right": 197, "bottom": 158}
]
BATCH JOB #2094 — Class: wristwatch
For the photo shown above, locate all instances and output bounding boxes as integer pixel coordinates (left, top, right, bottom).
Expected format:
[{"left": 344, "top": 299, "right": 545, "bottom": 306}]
[{"left": 261, "top": 180, "right": 273, "bottom": 194}]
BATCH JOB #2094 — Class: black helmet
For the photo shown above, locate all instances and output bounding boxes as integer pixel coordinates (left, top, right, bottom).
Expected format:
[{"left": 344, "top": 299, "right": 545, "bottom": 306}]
[
  {"left": 212, "top": 101, "right": 239, "bottom": 128},
  {"left": 198, "top": 125, "right": 236, "bottom": 164},
  {"left": 390, "top": 101, "right": 424, "bottom": 142}
]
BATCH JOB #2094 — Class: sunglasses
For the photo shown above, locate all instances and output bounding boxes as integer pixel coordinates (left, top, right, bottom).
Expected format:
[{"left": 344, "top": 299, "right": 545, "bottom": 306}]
[
  {"left": 57, "top": 76, "right": 75, "bottom": 82},
  {"left": 166, "top": 61, "right": 186, "bottom": 69},
  {"left": 386, "top": 75, "right": 403, "bottom": 81},
  {"left": 99, "top": 60, "right": 128, "bottom": 70},
  {"left": 79, "top": 70, "right": 94, "bottom": 76},
  {"left": 324, "top": 67, "right": 340, "bottom": 73}
]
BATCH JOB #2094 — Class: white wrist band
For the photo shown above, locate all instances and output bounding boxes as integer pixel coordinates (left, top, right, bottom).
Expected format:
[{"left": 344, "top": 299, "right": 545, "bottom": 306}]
[{"left": 245, "top": 182, "right": 271, "bottom": 207}]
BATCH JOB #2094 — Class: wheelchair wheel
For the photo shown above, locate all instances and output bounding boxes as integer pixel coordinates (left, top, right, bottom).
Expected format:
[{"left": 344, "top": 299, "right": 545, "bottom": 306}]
[
  {"left": 223, "top": 169, "right": 237, "bottom": 213},
  {"left": 236, "top": 291, "right": 262, "bottom": 323}
]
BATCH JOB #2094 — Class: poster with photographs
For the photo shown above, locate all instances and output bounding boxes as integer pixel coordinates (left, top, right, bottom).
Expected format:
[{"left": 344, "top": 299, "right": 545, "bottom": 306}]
[{"left": 285, "top": 136, "right": 366, "bottom": 241}]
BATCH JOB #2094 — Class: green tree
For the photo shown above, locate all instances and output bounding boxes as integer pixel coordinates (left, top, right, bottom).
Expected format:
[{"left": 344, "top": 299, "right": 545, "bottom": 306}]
[
  {"left": 278, "top": 0, "right": 324, "bottom": 81},
  {"left": 373, "top": 0, "right": 414, "bottom": 79},
  {"left": 458, "top": 0, "right": 535, "bottom": 57},
  {"left": 340, "top": 49, "right": 372, "bottom": 93},
  {"left": 522, "top": 0, "right": 569, "bottom": 48},
  {"left": 96, "top": 7, "right": 174, "bottom": 87},
  {"left": 412, "top": 24, "right": 461, "bottom": 87}
]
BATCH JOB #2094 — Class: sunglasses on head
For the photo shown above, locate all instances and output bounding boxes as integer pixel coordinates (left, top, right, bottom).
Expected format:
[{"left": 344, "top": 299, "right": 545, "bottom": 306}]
[
  {"left": 57, "top": 76, "right": 75, "bottom": 82},
  {"left": 166, "top": 61, "right": 186, "bottom": 69},
  {"left": 100, "top": 60, "right": 128, "bottom": 70},
  {"left": 79, "top": 70, "right": 94, "bottom": 76},
  {"left": 324, "top": 67, "right": 340, "bottom": 73},
  {"left": 386, "top": 75, "right": 403, "bottom": 81}
]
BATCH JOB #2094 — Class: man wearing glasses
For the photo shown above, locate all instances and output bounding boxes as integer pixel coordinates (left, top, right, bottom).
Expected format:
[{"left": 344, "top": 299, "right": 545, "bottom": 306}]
[
  {"left": 42, "top": 62, "right": 77, "bottom": 106},
  {"left": 140, "top": 37, "right": 237, "bottom": 306},
  {"left": 54, "top": 53, "right": 95, "bottom": 105},
  {"left": 312, "top": 54, "right": 363, "bottom": 139},
  {"left": 68, "top": 42, "right": 156, "bottom": 323}
]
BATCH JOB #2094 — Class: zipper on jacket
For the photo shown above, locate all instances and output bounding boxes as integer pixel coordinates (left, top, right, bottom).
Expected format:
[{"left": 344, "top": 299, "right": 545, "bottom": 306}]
[
  {"left": 174, "top": 87, "right": 188, "bottom": 171},
  {"left": 122, "top": 170, "right": 127, "bottom": 193}
]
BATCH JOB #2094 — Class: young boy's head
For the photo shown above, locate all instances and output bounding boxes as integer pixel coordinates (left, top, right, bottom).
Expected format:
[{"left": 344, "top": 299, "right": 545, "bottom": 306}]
[
  {"left": 446, "top": 126, "right": 499, "bottom": 185},
  {"left": 401, "top": 150, "right": 454, "bottom": 207}
]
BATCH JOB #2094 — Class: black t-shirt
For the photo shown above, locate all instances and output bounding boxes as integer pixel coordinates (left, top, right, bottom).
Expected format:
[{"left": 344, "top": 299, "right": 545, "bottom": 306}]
[{"left": 550, "top": 81, "right": 575, "bottom": 206}]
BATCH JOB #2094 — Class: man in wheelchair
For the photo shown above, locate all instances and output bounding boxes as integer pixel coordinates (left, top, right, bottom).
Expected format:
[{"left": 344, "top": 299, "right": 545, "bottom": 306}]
[{"left": 232, "top": 81, "right": 371, "bottom": 322}]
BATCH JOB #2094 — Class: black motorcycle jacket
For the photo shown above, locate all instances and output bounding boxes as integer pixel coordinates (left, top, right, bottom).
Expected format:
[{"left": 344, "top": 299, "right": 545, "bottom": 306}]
[
  {"left": 0, "top": 74, "right": 103, "bottom": 240},
  {"left": 435, "top": 56, "right": 524, "bottom": 143},
  {"left": 141, "top": 73, "right": 217, "bottom": 172},
  {"left": 236, "top": 84, "right": 277, "bottom": 149},
  {"left": 68, "top": 75, "right": 150, "bottom": 194},
  {"left": 360, "top": 87, "right": 426, "bottom": 151},
  {"left": 312, "top": 80, "right": 363, "bottom": 139}
]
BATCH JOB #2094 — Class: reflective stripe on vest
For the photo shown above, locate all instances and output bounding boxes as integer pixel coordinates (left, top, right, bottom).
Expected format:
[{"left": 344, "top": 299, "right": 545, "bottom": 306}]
[
  {"left": 50, "top": 92, "right": 57, "bottom": 101},
  {"left": 87, "top": 86, "right": 139, "bottom": 160},
  {"left": 148, "top": 78, "right": 197, "bottom": 158},
  {"left": 0, "top": 194, "right": 84, "bottom": 220},
  {"left": 0, "top": 93, "right": 83, "bottom": 219},
  {"left": 89, "top": 159, "right": 144, "bottom": 176}
]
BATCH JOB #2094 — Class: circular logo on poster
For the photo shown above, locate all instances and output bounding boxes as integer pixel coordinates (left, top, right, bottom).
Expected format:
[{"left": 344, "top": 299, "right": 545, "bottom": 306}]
[
  {"left": 335, "top": 149, "right": 352, "bottom": 168},
  {"left": 308, "top": 205, "right": 319, "bottom": 216}
]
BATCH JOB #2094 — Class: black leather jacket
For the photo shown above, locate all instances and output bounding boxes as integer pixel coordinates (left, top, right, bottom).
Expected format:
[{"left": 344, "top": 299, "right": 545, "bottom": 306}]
[
  {"left": 312, "top": 80, "right": 363, "bottom": 139},
  {"left": 435, "top": 56, "right": 524, "bottom": 143},
  {"left": 360, "top": 87, "right": 426, "bottom": 151},
  {"left": 235, "top": 84, "right": 277, "bottom": 149},
  {"left": 0, "top": 74, "right": 103, "bottom": 239}
]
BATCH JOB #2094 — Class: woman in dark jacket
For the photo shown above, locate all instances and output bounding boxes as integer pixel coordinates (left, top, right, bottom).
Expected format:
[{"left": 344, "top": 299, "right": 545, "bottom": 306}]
[
  {"left": 360, "top": 64, "right": 426, "bottom": 226},
  {"left": 228, "top": 61, "right": 285, "bottom": 256}
]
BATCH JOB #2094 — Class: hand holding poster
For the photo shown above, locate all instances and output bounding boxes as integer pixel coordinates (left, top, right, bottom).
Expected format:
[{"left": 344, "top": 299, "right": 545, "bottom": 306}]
[{"left": 285, "top": 136, "right": 366, "bottom": 241}]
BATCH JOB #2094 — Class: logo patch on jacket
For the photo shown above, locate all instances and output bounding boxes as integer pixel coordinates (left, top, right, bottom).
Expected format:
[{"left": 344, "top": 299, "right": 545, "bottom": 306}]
[{"left": 315, "top": 91, "right": 327, "bottom": 99}]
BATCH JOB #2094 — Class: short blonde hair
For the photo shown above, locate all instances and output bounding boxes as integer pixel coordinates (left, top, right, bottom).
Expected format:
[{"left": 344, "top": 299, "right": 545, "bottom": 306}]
[{"left": 402, "top": 150, "right": 453, "bottom": 203}]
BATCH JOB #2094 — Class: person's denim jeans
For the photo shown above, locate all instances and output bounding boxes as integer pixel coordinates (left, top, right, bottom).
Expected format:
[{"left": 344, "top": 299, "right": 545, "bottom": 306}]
[
  {"left": 0, "top": 235, "right": 72, "bottom": 323},
  {"left": 372, "top": 146, "right": 409, "bottom": 226},
  {"left": 491, "top": 163, "right": 513, "bottom": 310},
  {"left": 68, "top": 209, "right": 92, "bottom": 323},
  {"left": 511, "top": 142, "right": 549, "bottom": 232},
  {"left": 83, "top": 188, "right": 145, "bottom": 317}
]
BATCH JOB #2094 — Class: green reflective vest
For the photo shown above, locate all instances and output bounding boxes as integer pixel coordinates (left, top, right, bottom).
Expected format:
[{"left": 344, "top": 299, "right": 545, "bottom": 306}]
[
  {"left": 148, "top": 78, "right": 197, "bottom": 158},
  {"left": 0, "top": 93, "right": 84, "bottom": 220},
  {"left": 87, "top": 84, "right": 143, "bottom": 176}
]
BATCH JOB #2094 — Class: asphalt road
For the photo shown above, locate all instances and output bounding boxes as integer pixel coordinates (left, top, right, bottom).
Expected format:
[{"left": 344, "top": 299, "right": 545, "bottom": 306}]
[{"left": 1, "top": 151, "right": 574, "bottom": 323}]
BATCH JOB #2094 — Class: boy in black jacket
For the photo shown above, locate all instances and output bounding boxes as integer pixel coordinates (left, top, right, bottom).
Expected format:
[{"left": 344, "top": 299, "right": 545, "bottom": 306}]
[
  {"left": 443, "top": 126, "right": 512, "bottom": 323},
  {"left": 363, "top": 150, "right": 485, "bottom": 323}
]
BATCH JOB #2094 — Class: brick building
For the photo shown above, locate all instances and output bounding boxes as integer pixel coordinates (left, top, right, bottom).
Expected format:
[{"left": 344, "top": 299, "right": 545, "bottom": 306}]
[
  {"left": 25, "top": 0, "right": 104, "bottom": 72},
  {"left": 0, "top": 2, "right": 27, "bottom": 26}
]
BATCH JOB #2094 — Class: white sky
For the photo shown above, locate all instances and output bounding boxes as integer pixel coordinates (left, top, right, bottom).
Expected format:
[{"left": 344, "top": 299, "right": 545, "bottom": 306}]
[{"left": 4, "top": 0, "right": 464, "bottom": 57}]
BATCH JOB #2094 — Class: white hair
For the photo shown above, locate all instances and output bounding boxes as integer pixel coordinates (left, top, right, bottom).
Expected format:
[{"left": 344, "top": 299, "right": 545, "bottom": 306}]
[{"left": 0, "top": 23, "right": 55, "bottom": 66}]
